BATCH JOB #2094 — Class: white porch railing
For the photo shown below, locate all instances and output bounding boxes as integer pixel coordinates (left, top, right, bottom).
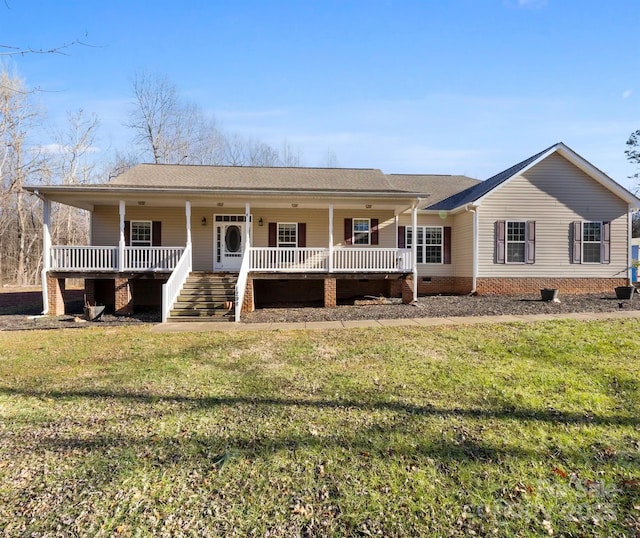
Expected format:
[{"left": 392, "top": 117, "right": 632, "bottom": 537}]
[
  {"left": 333, "top": 248, "right": 412, "bottom": 272},
  {"left": 49, "top": 246, "right": 185, "bottom": 272},
  {"left": 51, "top": 246, "right": 118, "bottom": 271},
  {"left": 125, "top": 247, "right": 185, "bottom": 271},
  {"left": 250, "top": 247, "right": 329, "bottom": 272},
  {"left": 235, "top": 245, "right": 252, "bottom": 323},
  {"left": 162, "top": 243, "right": 192, "bottom": 323},
  {"left": 248, "top": 247, "right": 412, "bottom": 273}
]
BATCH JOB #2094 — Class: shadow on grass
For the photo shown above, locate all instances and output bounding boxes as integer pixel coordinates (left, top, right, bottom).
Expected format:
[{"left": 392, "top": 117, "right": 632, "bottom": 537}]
[{"left": 0, "top": 386, "right": 636, "bottom": 428}]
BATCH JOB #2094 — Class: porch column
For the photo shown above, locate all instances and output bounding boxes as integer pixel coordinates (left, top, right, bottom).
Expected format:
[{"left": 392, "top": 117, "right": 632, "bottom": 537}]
[
  {"left": 185, "top": 201, "right": 192, "bottom": 246},
  {"left": 41, "top": 198, "right": 52, "bottom": 314},
  {"left": 328, "top": 203, "right": 334, "bottom": 273},
  {"left": 412, "top": 204, "right": 418, "bottom": 302},
  {"left": 245, "top": 202, "right": 251, "bottom": 247},
  {"left": 118, "top": 200, "right": 126, "bottom": 272}
]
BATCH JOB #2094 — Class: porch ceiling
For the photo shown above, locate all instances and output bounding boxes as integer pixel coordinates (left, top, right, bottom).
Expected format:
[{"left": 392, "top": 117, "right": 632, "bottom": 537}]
[{"left": 27, "top": 187, "right": 428, "bottom": 213}]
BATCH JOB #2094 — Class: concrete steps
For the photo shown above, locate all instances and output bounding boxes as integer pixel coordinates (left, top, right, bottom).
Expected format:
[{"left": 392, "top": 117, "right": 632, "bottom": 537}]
[{"left": 167, "top": 272, "right": 237, "bottom": 322}]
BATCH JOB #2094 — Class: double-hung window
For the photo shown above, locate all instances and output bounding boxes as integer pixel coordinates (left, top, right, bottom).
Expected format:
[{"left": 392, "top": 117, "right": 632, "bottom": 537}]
[
  {"left": 582, "top": 222, "right": 602, "bottom": 263},
  {"left": 130, "top": 221, "right": 152, "bottom": 247},
  {"left": 277, "top": 223, "right": 297, "bottom": 248},
  {"left": 495, "top": 220, "right": 535, "bottom": 264},
  {"left": 353, "top": 218, "right": 371, "bottom": 245},
  {"left": 506, "top": 221, "right": 526, "bottom": 263},
  {"left": 406, "top": 226, "right": 443, "bottom": 264}
]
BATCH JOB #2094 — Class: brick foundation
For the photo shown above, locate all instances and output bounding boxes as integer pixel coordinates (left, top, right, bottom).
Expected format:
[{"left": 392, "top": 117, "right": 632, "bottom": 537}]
[
  {"left": 47, "top": 275, "right": 66, "bottom": 316},
  {"left": 114, "top": 277, "right": 133, "bottom": 316},
  {"left": 401, "top": 276, "right": 414, "bottom": 304},
  {"left": 324, "top": 277, "right": 337, "bottom": 307},
  {"left": 475, "top": 277, "right": 629, "bottom": 295},
  {"left": 242, "top": 277, "right": 255, "bottom": 313}
]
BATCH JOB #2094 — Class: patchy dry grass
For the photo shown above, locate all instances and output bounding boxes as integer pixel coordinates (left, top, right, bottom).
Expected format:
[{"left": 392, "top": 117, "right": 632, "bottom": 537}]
[{"left": 0, "top": 320, "right": 639, "bottom": 536}]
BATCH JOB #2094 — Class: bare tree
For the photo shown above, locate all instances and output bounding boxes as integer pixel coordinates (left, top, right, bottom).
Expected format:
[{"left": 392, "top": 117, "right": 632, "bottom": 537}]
[
  {"left": 0, "top": 69, "right": 45, "bottom": 285},
  {"left": 127, "top": 71, "right": 223, "bottom": 165},
  {"left": 48, "top": 109, "right": 100, "bottom": 246}
]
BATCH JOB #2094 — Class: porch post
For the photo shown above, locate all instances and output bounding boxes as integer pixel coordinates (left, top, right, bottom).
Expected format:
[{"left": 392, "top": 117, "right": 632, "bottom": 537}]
[
  {"left": 118, "top": 200, "right": 126, "bottom": 272},
  {"left": 412, "top": 203, "right": 418, "bottom": 302},
  {"left": 41, "top": 198, "right": 52, "bottom": 314},
  {"left": 245, "top": 202, "right": 251, "bottom": 247},
  {"left": 185, "top": 201, "right": 192, "bottom": 246},
  {"left": 328, "top": 203, "right": 334, "bottom": 273}
]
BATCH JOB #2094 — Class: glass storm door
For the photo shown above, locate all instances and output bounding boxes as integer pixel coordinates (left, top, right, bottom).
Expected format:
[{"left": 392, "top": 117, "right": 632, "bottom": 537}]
[{"left": 214, "top": 215, "right": 247, "bottom": 271}]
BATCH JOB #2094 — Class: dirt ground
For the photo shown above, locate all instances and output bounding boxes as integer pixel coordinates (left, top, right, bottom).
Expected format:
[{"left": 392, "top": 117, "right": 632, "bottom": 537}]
[{"left": 2, "top": 285, "right": 639, "bottom": 330}]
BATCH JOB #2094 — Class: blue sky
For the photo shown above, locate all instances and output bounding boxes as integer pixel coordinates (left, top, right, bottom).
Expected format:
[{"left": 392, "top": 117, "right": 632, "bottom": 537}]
[{"left": 3, "top": 0, "right": 639, "bottom": 189}]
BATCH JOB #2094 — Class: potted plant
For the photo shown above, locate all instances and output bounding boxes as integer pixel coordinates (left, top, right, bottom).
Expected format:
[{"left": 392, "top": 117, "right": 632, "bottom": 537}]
[{"left": 615, "top": 286, "right": 635, "bottom": 300}]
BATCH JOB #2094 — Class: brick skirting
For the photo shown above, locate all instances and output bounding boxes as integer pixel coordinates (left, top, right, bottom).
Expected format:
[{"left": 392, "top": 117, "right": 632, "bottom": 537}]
[
  {"left": 475, "top": 277, "right": 629, "bottom": 295},
  {"left": 47, "top": 276, "right": 66, "bottom": 316}
]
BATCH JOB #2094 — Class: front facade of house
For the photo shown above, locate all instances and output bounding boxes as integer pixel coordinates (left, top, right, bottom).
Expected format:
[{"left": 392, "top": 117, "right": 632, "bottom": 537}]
[{"left": 27, "top": 143, "right": 640, "bottom": 322}]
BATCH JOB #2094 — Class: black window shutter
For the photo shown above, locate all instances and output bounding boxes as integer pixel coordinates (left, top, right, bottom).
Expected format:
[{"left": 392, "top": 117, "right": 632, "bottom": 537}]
[
  {"left": 152, "top": 221, "right": 162, "bottom": 246},
  {"left": 371, "top": 218, "right": 379, "bottom": 245},
  {"left": 443, "top": 226, "right": 452, "bottom": 264},
  {"left": 124, "top": 221, "right": 131, "bottom": 246},
  {"left": 495, "top": 220, "right": 505, "bottom": 264},
  {"left": 344, "top": 218, "right": 353, "bottom": 245},
  {"left": 525, "top": 221, "right": 535, "bottom": 264},
  {"left": 602, "top": 221, "right": 610, "bottom": 264},
  {"left": 572, "top": 221, "right": 582, "bottom": 263},
  {"left": 268, "top": 222, "right": 277, "bottom": 247},
  {"left": 398, "top": 226, "right": 406, "bottom": 248},
  {"left": 298, "top": 223, "right": 307, "bottom": 247}
]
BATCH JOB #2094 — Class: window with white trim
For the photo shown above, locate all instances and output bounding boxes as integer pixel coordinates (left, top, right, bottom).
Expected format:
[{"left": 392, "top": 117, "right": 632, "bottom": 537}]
[
  {"left": 583, "top": 221, "right": 602, "bottom": 263},
  {"left": 353, "top": 218, "right": 371, "bottom": 245},
  {"left": 406, "top": 226, "right": 443, "bottom": 264},
  {"left": 130, "top": 221, "right": 152, "bottom": 247},
  {"left": 506, "top": 221, "right": 526, "bottom": 263},
  {"left": 278, "top": 223, "right": 297, "bottom": 248}
]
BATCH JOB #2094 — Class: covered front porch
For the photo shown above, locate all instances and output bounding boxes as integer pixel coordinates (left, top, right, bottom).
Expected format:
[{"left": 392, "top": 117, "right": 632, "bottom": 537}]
[{"left": 38, "top": 192, "right": 426, "bottom": 322}]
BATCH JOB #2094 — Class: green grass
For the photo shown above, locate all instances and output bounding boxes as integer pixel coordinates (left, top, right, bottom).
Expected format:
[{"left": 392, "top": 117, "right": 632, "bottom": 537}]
[{"left": 0, "top": 320, "right": 639, "bottom": 536}]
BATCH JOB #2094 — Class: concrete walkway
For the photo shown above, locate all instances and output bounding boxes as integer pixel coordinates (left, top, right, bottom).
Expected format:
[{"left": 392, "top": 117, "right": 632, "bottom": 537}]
[{"left": 152, "top": 309, "right": 640, "bottom": 333}]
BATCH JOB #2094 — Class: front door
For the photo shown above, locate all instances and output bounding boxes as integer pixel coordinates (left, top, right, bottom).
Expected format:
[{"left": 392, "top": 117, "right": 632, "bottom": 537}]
[{"left": 214, "top": 215, "right": 247, "bottom": 271}]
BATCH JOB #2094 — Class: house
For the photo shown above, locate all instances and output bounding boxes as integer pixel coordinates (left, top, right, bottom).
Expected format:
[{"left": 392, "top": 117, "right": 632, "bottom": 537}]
[{"left": 25, "top": 142, "right": 640, "bottom": 322}]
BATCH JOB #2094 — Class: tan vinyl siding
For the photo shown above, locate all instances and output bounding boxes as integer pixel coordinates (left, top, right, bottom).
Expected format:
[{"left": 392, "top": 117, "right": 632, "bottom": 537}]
[
  {"left": 91, "top": 206, "right": 187, "bottom": 246},
  {"left": 398, "top": 213, "right": 456, "bottom": 277},
  {"left": 250, "top": 209, "right": 329, "bottom": 247},
  {"left": 453, "top": 210, "right": 474, "bottom": 278},
  {"left": 477, "top": 153, "right": 629, "bottom": 278},
  {"left": 333, "top": 209, "right": 396, "bottom": 248}
]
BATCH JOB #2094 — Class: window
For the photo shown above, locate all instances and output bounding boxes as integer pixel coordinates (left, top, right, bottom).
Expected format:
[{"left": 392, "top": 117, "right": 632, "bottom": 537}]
[
  {"left": 130, "top": 221, "right": 151, "bottom": 246},
  {"left": 406, "top": 226, "right": 443, "bottom": 264},
  {"left": 278, "top": 223, "right": 297, "bottom": 248},
  {"left": 353, "top": 218, "right": 371, "bottom": 245},
  {"left": 506, "top": 221, "right": 526, "bottom": 263},
  {"left": 582, "top": 222, "right": 602, "bottom": 263}
]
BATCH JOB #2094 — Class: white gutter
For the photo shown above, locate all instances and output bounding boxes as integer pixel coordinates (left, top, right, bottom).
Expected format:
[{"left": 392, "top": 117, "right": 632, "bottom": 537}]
[
  {"left": 464, "top": 204, "right": 479, "bottom": 294},
  {"left": 33, "top": 190, "right": 50, "bottom": 314}
]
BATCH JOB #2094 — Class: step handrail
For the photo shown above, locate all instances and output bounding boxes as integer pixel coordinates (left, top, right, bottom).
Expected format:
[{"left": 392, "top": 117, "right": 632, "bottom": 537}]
[{"left": 162, "top": 243, "right": 192, "bottom": 323}]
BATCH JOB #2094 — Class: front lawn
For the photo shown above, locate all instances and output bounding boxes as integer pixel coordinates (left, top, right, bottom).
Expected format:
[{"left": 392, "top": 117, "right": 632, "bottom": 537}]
[{"left": 0, "top": 320, "right": 638, "bottom": 536}]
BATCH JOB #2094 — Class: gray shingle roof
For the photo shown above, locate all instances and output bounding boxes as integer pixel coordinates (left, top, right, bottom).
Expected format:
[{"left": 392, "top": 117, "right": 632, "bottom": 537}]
[
  {"left": 427, "top": 143, "right": 558, "bottom": 210},
  {"left": 387, "top": 174, "right": 480, "bottom": 205},
  {"left": 108, "top": 164, "right": 420, "bottom": 193}
]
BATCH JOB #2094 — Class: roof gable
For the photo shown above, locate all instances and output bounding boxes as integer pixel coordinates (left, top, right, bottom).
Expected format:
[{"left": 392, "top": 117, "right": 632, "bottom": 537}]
[{"left": 428, "top": 143, "right": 640, "bottom": 211}]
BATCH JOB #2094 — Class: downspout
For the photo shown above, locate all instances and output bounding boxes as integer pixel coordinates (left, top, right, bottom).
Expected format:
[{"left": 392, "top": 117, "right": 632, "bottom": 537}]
[
  {"left": 464, "top": 204, "right": 479, "bottom": 295},
  {"left": 629, "top": 206, "right": 634, "bottom": 285}
]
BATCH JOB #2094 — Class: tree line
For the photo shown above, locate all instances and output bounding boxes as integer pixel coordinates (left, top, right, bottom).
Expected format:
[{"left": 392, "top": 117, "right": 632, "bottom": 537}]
[{"left": 0, "top": 69, "right": 324, "bottom": 286}]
